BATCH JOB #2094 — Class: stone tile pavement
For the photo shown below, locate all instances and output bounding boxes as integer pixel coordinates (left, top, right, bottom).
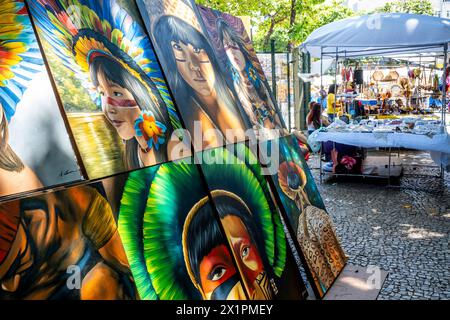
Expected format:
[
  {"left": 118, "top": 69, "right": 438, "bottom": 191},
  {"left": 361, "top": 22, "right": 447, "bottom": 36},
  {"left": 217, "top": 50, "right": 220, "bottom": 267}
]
[{"left": 309, "top": 151, "right": 450, "bottom": 300}]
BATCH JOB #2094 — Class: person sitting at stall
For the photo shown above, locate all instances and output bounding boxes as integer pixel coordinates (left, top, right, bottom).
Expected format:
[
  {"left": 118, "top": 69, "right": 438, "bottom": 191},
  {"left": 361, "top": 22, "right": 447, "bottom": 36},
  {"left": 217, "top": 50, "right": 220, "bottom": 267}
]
[
  {"left": 307, "top": 102, "right": 329, "bottom": 135},
  {"left": 326, "top": 84, "right": 341, "bottom": 122}
]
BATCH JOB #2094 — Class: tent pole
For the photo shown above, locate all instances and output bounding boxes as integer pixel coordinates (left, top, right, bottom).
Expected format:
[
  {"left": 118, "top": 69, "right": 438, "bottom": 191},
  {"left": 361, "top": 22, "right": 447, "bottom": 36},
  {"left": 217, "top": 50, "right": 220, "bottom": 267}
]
[
  {"left": 441, "top": 43, "right": 448, "bottom": 180},
  {"left": 320, "top": 47, "right": 323, "bottom": 127},
  {"left": 320, "top": 47, "right": 324, "bottom": 184},
  {"left": 334, "top": 47, "right": 338, "bottom": 119},
  {"left": 287, "top": 49, "right": 291, "bottom": 131},
  {"left": 443, "top": 43, "right": 448, "bottom": 126}
]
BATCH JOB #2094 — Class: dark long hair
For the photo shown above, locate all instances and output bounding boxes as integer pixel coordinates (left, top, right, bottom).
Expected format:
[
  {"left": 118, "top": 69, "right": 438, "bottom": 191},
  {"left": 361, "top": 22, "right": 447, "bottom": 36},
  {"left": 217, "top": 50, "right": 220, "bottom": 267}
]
[
  {"left": 328, "top": 84, "right": 337, "bottom": 95},
  {"left": 186, "top": 195, "right": 270, "bottom": 286},
  {"left": 90, "top": 56, "right": 171, "bottom": 170},
  {"left": 153, "top": 15, "right": 242, "bottom": 133},
  {"left": 216, "top": 19, "right": 273, "bottom": 110},
  {"left": 307, "top": 103, "right": 322, "bottom": 130},
  {"left": 0, "top": 112, "right": 24, "bottom": 172}
]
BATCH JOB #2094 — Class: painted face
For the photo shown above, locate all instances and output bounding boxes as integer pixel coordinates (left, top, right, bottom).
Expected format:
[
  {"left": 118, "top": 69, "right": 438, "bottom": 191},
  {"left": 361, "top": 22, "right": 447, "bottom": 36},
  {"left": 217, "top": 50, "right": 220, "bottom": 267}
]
[
  {"left": 221, "top": 215, "right": 272, "bottom": 300},
  {"left": 223, "top": 33, "right": 245, "bottom": 72},
  {"left": 171, "top": 40, "right": 215, "bottom": 96},
  {"left": 96, "top": 70, "right": 141, "bottom": 140},
  {"left": 198, "top": 244, "right": 246, "bottom": 300}
]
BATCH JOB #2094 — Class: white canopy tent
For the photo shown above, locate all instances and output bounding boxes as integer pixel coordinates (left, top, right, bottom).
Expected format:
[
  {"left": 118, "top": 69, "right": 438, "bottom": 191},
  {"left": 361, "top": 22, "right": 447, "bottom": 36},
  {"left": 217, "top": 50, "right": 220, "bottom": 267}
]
[
  {"left": 300, "top": 13, "right": 450, "bottom": 124},
  {"left": 300, "top": 13, "right": 450, "bottom": 173},
  {"left": 301, "top": 13, "right": 450, "bottom": 59}
]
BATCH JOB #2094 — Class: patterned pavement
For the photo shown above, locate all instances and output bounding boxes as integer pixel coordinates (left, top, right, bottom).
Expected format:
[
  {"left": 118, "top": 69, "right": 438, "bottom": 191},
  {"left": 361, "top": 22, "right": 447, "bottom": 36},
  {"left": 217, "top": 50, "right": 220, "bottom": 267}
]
[{"left": 309, "top": 151, "right": 450, "bottom": 300}]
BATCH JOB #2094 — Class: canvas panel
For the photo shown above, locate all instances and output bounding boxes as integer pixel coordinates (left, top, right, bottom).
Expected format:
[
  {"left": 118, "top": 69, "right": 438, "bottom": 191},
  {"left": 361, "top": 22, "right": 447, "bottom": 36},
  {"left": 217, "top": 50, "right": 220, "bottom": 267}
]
[
  {"left": 198, "top": 142, "right": 308, "bottom": 300},
  {"left": 263, "top": 135, "right": 347, "bottom": 298},
  {"left": 0, "top": 0, "right": 82, "bottom": 200},
  {"left": 0, "top": 182, "right": 137, "bottom": 300},
  {"left": 27, "top": 0, "right": 187, "bottom": 179},
  {"left": 136, "top": 0, "right": 251, "bottom": 151},
  {"left": 196, "top": 5, "right": 286, "bottom": 135}
]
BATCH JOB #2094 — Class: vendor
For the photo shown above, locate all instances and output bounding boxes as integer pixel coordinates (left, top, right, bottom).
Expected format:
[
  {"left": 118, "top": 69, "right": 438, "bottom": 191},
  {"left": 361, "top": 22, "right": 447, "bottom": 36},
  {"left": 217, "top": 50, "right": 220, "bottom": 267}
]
[
  {"left": 326, "top": 84, "right": 342, "bottom": 122},
  {"left": 317, "top": 86, "right": 328, "bottom": 110},
  {"left": 307, "top": 102, "right": 329, "bottom": 134},
  {"left": 381, "top": 90, "right": 392, "bottom": 112}
]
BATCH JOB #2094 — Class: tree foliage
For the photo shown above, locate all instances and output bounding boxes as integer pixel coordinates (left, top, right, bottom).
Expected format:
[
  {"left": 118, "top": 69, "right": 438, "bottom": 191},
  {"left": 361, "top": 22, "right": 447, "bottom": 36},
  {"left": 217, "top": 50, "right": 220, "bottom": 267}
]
[
  {"left": 375, "top": 0, "right": 433, "bottom": 15},
  {"left": 198, "top": 0, "right": 353, "bottom": 51},
  {"left": 197, "top": 0, "right": 435, "bottom": 52}
]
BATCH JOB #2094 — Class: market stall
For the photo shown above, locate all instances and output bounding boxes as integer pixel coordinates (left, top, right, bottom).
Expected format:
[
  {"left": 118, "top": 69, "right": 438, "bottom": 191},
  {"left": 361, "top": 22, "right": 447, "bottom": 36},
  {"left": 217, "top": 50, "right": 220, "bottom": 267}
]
[{"left": 301, "top": 13, "right": 450, "bottom": 181}]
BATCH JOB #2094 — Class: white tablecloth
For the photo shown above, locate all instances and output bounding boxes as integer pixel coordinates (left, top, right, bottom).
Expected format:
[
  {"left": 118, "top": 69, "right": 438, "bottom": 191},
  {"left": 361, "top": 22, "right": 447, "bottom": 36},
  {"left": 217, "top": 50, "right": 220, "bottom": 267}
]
[
  {"left": 314, "top": 130, "right": 450, "bottom": 169},
  {"left": 315, "top": 131, "right": 449, "bottom": 153}
]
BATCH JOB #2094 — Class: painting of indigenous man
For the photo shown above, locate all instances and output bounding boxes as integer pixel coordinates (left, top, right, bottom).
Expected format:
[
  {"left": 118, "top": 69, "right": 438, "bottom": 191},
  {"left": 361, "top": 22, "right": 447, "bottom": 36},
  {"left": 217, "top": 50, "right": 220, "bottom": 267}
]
[
  {"left": 0, "top": 0, "right": 82, "bottom": 200},
  {"left": 0, "top": 182, "right": 137, "bottom": 300},
  {"left": 137, "top": 0, "right": 250, "bottom": 151},
  {"left": 116, "top": 162, "right": 250, "bottom": 300},
  {"left": 28, "top": 0, "right": 186, "bottom": 179},
  {"left": 117, "top": 149, "right": 306, "bottom": 300},
  {"left": 197, "top": 6, "right": 286, "bottom": 136},
  {"left": 198, "top": 143, "right": 307, "bottom": 299}
]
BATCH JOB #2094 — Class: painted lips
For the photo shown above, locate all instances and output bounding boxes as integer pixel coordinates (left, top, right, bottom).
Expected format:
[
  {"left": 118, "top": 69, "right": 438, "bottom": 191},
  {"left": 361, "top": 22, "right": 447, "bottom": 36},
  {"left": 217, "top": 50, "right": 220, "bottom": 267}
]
[{"left": 109, "top": 119, "right": 125, "bottom": 127}]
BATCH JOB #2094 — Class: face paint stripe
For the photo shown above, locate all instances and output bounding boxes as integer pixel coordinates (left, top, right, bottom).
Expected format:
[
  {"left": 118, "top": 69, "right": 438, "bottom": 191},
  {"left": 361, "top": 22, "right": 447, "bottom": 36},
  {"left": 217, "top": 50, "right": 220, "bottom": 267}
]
[
  {"left": 104, "top": 97, "right": 138, "bottom": 108},
  {"left": 210, "top": 274, "right": 240, "bottom": 300}
]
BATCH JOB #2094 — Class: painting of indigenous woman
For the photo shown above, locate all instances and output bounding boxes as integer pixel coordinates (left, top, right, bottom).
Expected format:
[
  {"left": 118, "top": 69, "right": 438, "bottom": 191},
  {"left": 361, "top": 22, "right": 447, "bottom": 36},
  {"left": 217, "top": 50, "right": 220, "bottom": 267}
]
[
  {"left": 136, "top": 0, "right": 249, "bottom": 151},
  {"left": 0, "top": 0, "right": 82, "bottom": 199},
  {"left": 28, "top": 0, "right": 187, "bottom": 179},
  {"left": 117, "top": 149, "right": 306, "bottom": 300},
  {"left": 197, "top": 6, "right": 286, "bottom": 134},
  {"left": 265, "top": 135, "right": 347, "bottom": 298},
  {"left": 0, "top": 183, "right": 137, "bottom": 300}
]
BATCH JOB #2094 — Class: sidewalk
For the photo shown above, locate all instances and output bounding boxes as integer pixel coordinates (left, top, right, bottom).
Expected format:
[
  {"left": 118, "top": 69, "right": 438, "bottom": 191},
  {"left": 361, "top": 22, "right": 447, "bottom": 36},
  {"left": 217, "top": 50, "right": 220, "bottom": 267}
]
[{"left": 310, "top": 151, "right": 450, "bottom": 300}]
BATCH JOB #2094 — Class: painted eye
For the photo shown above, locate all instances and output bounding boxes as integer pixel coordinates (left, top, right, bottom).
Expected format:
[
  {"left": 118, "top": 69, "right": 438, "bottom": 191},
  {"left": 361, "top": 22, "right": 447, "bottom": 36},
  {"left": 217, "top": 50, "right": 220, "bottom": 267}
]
[
  {"left": 172, "top": 43, "right": 182, "bottom": 51},
  {"left": 114, "top": 92, "right": 123, "bottom": 97},
  {"left": 242, "top": 246, "right": 250, "bottom": 259},
  {"left": 193, "top": 47, "right": 201, "bottom": 54},
  {"left": 210, "top": 266, "right": 227, "bottom": 281}
]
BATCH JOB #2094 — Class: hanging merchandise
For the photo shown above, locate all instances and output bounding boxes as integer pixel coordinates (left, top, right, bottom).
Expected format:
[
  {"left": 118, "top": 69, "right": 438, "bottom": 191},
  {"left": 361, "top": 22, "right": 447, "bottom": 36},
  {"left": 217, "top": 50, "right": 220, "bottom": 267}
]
[
  {"left": 354, "top": 68, "right": 364, "bottom": 85},
  {"left": 386, "top": 70, "right": 399, "bottom": 82},
  {"left": 372, "top": 70, "right": 384, "bottom": 82},
  {"left": 341, "top": 66, "right": 353, "bottom": 82}
]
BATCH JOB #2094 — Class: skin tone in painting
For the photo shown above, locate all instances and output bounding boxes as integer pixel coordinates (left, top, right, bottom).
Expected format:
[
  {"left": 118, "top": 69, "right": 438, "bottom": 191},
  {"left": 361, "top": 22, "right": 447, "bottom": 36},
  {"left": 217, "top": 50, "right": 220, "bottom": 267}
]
[
  {"left": 170, "top": 39, "right": 246, "bottom": 147},
  {"left": 198, "top": 244, "right": 246, "bottom": 299},
  {"left": 96, "top": 71, "right": 180, "bottom": 166},
  {"left": 195, "top": 211, "right": 271, "bottom": 300},
  {"left": 0, "top": 104, "right": 43, "bottom": 197},
  {"left": 222, "top": 32, "right": 280, "bottom": 130},
  {"left": 221, "top": 215, "right": 270, "bottom": 300},
  {"left": 0, "top": 187, "right": 134, "bottom": 300}
]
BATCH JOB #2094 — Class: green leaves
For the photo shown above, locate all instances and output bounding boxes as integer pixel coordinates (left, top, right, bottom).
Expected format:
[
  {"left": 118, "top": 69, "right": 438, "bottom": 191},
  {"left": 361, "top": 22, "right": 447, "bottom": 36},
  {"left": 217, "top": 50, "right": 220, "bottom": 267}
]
[
  {"left": 197, "top": 0, "right": 433, "bottom": 52},
  {"left": 375, "top": 0, "right": 433, "bottom": 15}
]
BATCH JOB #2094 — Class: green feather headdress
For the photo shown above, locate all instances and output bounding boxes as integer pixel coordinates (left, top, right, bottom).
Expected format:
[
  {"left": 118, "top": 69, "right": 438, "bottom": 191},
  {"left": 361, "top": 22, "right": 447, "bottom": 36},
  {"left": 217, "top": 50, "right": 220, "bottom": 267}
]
[{"left": 118, "top": 144, "right": 287, "bottom": 300}]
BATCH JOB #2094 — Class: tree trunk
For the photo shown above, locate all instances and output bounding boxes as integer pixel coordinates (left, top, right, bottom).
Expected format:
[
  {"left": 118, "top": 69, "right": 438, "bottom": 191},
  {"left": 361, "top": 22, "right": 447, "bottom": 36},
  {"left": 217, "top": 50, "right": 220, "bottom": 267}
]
[
  {"left": 290, "top": 0, "right": 297, "bottom": 26},
  {"left": 263, "top": 17, "right": 276, "bottom": 50},
  {"left": 288, "top": 0, "right": 297, "bottom": 49}
]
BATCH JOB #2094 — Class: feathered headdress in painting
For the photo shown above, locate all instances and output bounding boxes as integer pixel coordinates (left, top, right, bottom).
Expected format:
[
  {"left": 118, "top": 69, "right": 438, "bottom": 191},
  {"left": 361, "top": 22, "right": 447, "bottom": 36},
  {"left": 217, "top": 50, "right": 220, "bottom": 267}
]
[
  {"left": 118, "top": 145, "right": 287, "bottom": 300},
  {"left": 28, "top": 0, "right": 181, "bottom": 130},
  {"left": 0, "top": 0, "right": 43, "bottom": 122}
]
